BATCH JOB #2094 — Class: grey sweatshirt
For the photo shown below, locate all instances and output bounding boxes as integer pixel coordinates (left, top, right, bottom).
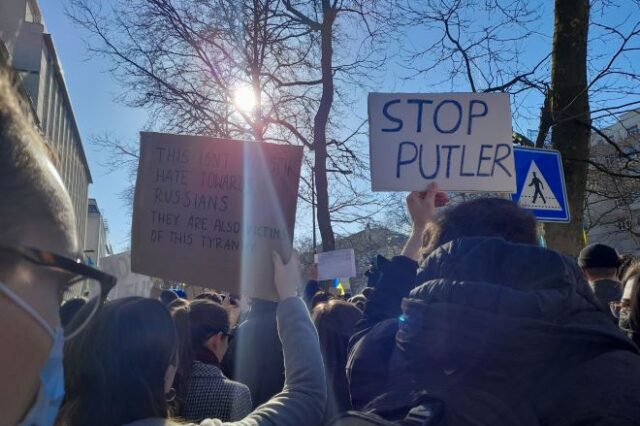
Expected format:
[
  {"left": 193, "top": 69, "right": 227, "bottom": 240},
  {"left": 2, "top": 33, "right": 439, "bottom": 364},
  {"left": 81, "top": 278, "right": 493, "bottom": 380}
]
[{"left": 124, "top": 297, "right": 326, "bottom": 426}]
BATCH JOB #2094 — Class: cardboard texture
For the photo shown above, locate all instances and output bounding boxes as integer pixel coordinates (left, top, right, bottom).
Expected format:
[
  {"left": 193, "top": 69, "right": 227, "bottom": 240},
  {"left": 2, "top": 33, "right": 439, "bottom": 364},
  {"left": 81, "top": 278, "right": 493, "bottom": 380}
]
[
  {"left": 131, "top": 132, "right": 303, "bottom": 300},
  {"left": 369, "top": 92, "right": 516, "bottom": 193}
]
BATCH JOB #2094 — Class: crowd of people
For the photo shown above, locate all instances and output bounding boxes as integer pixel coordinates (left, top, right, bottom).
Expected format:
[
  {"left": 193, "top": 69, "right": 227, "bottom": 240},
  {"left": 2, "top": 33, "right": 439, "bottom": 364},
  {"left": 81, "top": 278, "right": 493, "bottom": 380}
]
[{"left": 3, "top": 62, "right": 640, "bottom": 426}]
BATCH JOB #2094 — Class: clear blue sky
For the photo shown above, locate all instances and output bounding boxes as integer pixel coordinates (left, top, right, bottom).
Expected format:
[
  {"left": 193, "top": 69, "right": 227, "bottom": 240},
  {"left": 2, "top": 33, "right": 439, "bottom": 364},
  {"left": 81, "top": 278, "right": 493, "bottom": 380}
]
[{"left": 37, "top": 1, "right": 636, "bottom": 253}]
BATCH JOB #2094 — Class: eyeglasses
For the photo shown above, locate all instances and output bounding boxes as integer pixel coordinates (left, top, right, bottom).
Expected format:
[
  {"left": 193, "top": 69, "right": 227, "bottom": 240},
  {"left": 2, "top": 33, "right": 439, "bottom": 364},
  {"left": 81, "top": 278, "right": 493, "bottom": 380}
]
[{"left": 0, "top": 245, "right": 117, "bottom": 339}]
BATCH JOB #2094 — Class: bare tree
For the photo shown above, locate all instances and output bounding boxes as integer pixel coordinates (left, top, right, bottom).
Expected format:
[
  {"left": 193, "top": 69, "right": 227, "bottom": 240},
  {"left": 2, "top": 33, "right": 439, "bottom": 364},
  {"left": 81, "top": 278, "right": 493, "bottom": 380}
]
[
  {"left": 70, "top": 0, "right": 391, "bottom": 250},
  {"left": 399, "top": 0, "right": 640, "bottom": 255}
]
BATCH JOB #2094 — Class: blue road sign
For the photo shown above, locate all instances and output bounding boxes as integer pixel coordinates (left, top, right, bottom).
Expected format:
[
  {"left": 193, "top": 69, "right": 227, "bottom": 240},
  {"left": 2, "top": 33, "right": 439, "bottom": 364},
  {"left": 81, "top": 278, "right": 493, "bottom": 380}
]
[{"left": 510, "top": 146, "right": 570, "bottom": 223}]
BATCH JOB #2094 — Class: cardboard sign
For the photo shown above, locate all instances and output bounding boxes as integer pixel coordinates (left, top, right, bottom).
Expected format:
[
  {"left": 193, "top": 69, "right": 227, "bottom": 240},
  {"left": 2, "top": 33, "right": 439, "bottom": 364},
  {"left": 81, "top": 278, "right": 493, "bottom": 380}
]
[
  {"left": 131, "top": 133, "right": 303, "bottom": 300},
  {"left": 314, "top": 248, "right": 357, "bottom": 281},
  {"left": 99, "top": 251, "right": 154, "bottom": 300},
  {"left": 369, "top": 93, "right": 516, "bottom": 193}
]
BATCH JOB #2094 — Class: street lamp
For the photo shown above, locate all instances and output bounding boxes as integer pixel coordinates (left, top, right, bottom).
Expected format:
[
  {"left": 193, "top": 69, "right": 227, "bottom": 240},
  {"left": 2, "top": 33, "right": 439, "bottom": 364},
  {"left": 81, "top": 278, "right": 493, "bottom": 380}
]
[{"left": 310, "top": 166, "right": 353, "bottom": 253}]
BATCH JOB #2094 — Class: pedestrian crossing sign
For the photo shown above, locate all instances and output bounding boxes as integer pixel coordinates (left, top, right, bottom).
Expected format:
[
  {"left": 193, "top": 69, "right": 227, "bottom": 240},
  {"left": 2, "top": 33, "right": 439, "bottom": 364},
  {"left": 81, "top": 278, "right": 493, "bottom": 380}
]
[{"left": 510, "top": 146, "right": 570, "bottom": 223}]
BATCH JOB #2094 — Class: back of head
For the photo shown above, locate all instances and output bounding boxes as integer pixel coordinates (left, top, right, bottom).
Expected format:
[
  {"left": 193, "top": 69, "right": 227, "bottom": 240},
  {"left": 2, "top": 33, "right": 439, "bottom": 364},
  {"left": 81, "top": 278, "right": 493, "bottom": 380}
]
[
  {"left": 422, "top": 197, "right": 537, "bottom": 255},
  {"left": 59, "top": 297, "right": 177, "bottom": 426},
  {"left": 310, "top": 291, "right": 334, "bottom": 311},
  {"left": 578, "top": 243, "right": 621, "bottom": 282},
  {"left": 312, "top": 300, "right": 362, "bottom": 414},
  {"left": 194, "top": 291, "right": 223, "bottom": 304},
  {"left": 170, "top": 300, "right": 230, "bottom": 412},
  {"left": 159, "top": 289, "right": 179, "bottom": 306}
]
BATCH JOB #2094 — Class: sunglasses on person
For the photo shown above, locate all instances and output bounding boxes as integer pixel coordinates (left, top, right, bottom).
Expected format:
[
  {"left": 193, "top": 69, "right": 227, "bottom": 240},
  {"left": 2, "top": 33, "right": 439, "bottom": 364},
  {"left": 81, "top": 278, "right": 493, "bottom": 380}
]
[{"left": 0, "top": 245, "right": 117, "bottom": 339}]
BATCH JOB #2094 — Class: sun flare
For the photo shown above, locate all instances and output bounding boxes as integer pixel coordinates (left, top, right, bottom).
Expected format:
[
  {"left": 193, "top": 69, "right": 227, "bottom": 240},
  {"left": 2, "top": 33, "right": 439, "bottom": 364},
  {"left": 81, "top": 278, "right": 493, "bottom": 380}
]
[{"left": 233, "top": 84, "right": 257, "bottom": 113}]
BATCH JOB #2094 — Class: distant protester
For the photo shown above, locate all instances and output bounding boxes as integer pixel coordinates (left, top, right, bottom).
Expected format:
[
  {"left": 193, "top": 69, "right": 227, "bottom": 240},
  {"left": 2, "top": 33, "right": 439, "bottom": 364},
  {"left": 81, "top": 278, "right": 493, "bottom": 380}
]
[
  {"left": 578, "top": 243, "right": 623, "bottom": 322},
  {"left": 171, "top": 300, "right": 251, "bottom": 422},
  {"left": 57, "top": 252, "right": 326, "bottom": 426},
  {"left": 312, "top": 300, "right": 362, "bottom": 422},
  {"left": 346, "top": 183, "right": 640, "bottom": 425},
  {"left": 221, "top": 298, "right": 284, "bottom": 407}
]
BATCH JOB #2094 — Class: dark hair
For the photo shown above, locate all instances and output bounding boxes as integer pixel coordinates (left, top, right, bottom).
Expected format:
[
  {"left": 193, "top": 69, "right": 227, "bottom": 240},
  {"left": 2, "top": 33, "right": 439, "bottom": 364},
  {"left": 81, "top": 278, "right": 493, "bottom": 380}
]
[
  {"left": 422, "top": 198, "right": 537, "bottom": 257},
  {"left": 195, "top": 291, "right": 223, "bottom": 304},
  {"left": 160, "top": 289, "right": 179, "bottom": 306},
  {"left": 0, "top": 67, "right": 77, "bottom": 250},
  {"left": 310, "top": 291, "right": 334, "bottom": 311},
  {"left": 59, "top": 298, "right": 87, "bottom": 328},
  {"left": 312, "top": 300, "right": 362, "bottom": 416},
  {"left": 170, "top": 300, "right": 230, "bottom": 413},
  {"left": 57, "top": 298, "right": 177, "bottom": 426}
]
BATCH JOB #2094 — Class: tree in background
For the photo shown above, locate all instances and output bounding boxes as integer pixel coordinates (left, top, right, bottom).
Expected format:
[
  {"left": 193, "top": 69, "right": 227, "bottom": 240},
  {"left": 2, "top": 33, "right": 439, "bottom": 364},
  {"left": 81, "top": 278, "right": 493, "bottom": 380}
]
[
  {"left": 69, "top": 0, "right": 393, "bottom": 251},
  {"left": 400, "top": 0, "right": 640, "bottom": 255}
]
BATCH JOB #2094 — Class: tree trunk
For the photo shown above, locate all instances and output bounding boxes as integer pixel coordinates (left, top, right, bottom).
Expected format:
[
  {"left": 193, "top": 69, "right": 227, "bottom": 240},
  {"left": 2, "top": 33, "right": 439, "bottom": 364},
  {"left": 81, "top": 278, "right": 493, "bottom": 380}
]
[
  {"left": 314, "top": 5, "right": 337, "bottom": 252},
  {"left": 545, "top": 0, "right": 591, "bottom": 256}
]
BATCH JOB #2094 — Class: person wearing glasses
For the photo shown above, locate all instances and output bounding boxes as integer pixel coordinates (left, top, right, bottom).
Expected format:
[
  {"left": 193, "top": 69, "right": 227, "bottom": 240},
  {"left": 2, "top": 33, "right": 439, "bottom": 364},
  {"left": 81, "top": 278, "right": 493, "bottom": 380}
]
[
  {"left": 170, "top": 299, "right": 252, "bottom": 422},
  {"left": 0, "top": 67, "right": 117, "bottom": 426}
]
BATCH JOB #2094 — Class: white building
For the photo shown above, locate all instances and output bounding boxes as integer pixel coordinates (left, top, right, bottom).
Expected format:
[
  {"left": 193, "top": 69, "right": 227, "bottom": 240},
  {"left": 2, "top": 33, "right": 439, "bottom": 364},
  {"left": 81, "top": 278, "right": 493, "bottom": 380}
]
[
  {"left": 0, "top": 0, "right": 92, "bottom": 248},
  {"left": 586, "top": 110, "right": 640, "bottom": 254},
  {"left": 85, "top": 199, "right": 112, "bottom": 267}
]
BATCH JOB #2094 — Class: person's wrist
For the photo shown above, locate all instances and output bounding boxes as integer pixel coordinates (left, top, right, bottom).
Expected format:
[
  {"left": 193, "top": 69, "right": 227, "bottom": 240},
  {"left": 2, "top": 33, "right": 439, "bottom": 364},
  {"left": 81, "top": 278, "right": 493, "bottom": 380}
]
[{"left": 410, "top": 223, "right": 426, "bottom": 236}]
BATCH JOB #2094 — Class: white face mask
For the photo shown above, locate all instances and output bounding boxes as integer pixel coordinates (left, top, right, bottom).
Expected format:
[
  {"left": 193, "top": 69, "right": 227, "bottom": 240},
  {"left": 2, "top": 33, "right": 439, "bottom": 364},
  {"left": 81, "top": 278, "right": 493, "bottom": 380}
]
[{"left": 0, "top": 282, "right": 65, "bottom": 426}]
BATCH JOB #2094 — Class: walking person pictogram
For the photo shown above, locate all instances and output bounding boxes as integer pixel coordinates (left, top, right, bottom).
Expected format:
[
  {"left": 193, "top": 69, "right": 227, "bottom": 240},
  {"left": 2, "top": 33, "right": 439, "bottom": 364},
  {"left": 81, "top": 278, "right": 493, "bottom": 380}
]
[{"left": 528, "top": 172, "right": 546, "bottom": 204}]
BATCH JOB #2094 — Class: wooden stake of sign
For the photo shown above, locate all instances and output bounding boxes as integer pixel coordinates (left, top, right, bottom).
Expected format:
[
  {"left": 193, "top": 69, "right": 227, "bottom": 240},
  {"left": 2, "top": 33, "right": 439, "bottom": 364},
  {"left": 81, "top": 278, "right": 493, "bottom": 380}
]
[{"left": 131, "top": 132, "right": 303, "bottom": 301}]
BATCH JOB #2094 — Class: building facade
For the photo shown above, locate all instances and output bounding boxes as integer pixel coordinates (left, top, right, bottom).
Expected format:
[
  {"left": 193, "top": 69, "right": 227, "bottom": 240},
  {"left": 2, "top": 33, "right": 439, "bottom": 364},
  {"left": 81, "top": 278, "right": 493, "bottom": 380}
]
[
  {"left": 0, "top": 0, "right": 92, "bottom": 248},
  {"left": 586, "top": 110, "right": 640, "bottom": 254},
  {"left": 85, "top": 199, "right": 112, "bottom": 267}
]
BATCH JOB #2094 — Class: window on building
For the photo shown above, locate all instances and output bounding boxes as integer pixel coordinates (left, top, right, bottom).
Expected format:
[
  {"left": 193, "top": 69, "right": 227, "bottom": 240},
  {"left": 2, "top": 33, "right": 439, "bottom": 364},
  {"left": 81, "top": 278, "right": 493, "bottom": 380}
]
[
  {"left": 25, "top": 0, "right": 41, "bottom": 24},
  {"left": 617, "top": 218, "right": 632, "bottom": 231}
]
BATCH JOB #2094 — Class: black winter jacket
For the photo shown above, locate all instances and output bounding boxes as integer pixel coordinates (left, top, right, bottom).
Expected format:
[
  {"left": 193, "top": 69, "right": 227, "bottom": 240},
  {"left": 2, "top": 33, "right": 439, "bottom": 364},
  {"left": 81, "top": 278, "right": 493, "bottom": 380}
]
[{"left": 347, "top": 237, "right": 640, "bottom": 425}]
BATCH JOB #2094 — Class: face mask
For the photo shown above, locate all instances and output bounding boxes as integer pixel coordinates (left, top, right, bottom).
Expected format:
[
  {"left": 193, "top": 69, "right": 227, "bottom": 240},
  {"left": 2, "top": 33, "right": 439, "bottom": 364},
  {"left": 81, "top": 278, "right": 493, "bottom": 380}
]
[{"left": 0, "top": 282, "right": 65, "bottom": 426}]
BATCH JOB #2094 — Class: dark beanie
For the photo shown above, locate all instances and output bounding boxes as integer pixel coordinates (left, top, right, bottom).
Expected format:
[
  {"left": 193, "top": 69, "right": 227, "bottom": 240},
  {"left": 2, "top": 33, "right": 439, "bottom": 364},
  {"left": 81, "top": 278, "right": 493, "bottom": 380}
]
[{"left": 578, "top": 243, "right": 620, "bottom": 268}]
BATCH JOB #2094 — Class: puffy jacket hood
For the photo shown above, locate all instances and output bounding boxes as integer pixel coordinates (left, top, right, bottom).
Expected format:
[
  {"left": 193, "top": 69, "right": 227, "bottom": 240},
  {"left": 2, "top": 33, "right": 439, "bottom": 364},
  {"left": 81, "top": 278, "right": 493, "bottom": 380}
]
[{"left": 400, "top": 237, "right": 634, "bottom": 366}]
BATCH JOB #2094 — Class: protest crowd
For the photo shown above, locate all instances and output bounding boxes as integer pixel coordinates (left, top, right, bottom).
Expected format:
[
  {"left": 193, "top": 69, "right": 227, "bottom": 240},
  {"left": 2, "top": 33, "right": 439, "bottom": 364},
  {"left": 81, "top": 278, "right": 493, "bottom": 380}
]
[{"left": 3, "top": 52, "right": 640, "bottom": 426}]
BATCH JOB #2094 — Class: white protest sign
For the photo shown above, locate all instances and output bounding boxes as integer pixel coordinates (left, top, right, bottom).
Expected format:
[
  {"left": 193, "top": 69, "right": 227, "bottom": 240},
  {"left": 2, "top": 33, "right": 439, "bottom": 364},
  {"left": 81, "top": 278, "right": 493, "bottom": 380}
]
[
  {"left": 130, "top": 133, "right": 303, "bottom": 301},
  {"left": 99, "top": 251, "right": 154, "bottom": 300},
  {"left": 369, "top": 93, "right": 516, "bottom": 192},
  {"left": 314, "top": 248, "right": 357, "bottom": 281}
]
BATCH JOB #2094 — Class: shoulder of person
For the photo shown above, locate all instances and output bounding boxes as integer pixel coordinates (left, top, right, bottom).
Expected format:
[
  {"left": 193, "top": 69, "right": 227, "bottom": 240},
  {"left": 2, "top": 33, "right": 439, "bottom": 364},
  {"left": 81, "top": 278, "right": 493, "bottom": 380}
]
[{"left": 544, "top": 350, "right": 640, "bottom": 423}]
